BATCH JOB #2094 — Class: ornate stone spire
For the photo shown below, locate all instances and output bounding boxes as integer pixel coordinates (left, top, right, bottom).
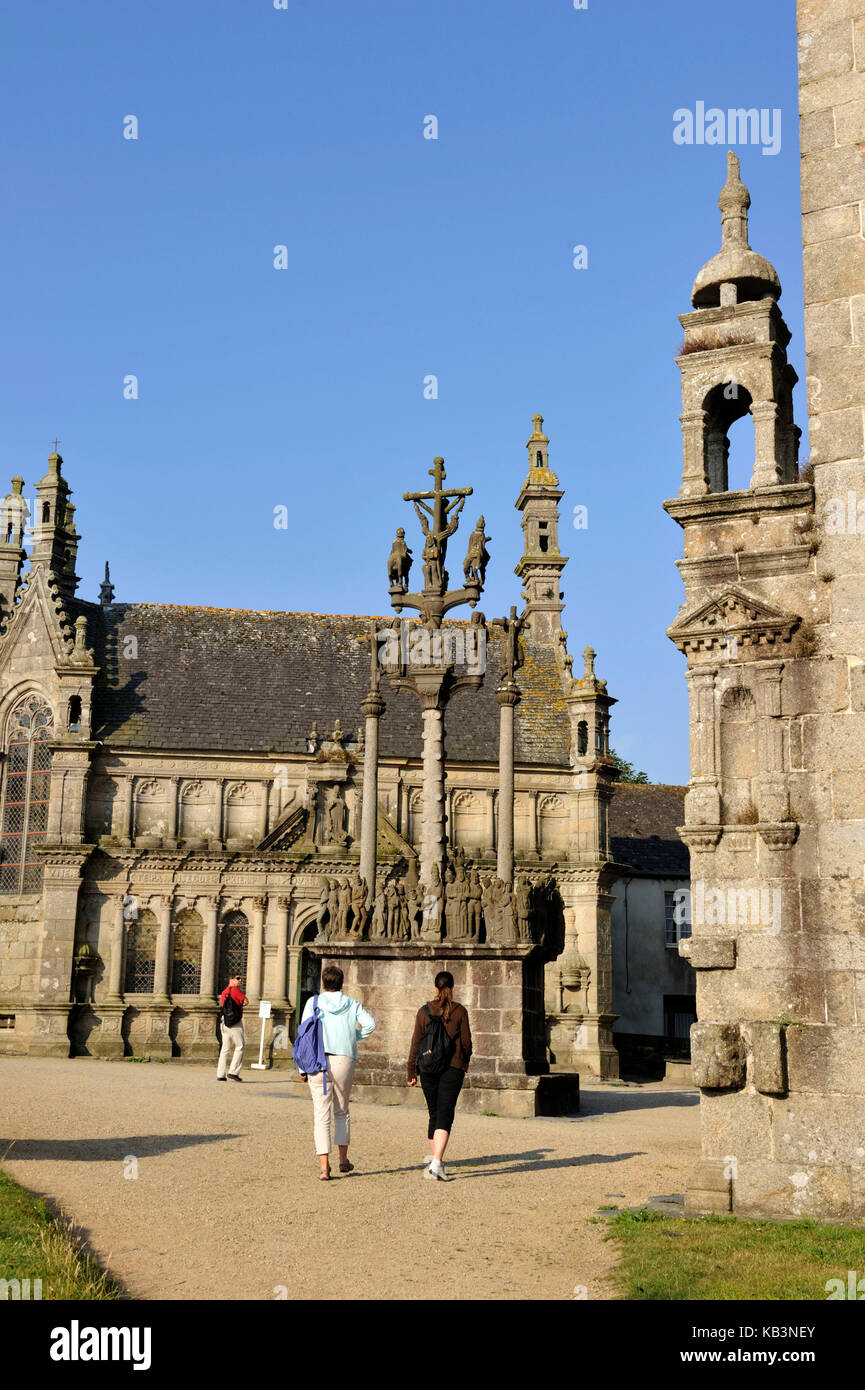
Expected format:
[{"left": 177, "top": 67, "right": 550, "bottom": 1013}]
[
  {"left": 718, "top": 151, "right": 750, "bottom": 249},
  {"left": 691, "top": 152, "right": 781, "bottom": 308}
]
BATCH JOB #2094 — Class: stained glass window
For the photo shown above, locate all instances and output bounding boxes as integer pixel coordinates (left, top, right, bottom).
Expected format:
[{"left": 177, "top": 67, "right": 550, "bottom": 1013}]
[
  {"left": 0, "top": 695, "right": 54, "bottom": 895},
  {"left": 124, "top": 909, "right": 158, "bottom": 993}
]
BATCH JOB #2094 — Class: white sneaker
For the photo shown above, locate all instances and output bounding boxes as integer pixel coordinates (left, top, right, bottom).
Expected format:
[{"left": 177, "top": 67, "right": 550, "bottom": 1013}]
[
  {"left": 423, "top": 1154, "right": 433, "bottom": 1167},
  {"left": 424, "top": 1160, "right": 451, "bottom": 1181}
]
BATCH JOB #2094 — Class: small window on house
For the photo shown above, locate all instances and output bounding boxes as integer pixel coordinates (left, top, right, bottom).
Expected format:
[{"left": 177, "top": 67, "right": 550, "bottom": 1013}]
[
  {"left": 664, "top": 993, "right": 697, "bottom": 1043},
  {"left": 67, "top": 696, "right": 81, "bottom": 732},
  {"left": 664, "top": 889, "right": 692, "bottom": 947},
  {"left": 0, "top": 1014, "right": 15, "bottom": 1029}
]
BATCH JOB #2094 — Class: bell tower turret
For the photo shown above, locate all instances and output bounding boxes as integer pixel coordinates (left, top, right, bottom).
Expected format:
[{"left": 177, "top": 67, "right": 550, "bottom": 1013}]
[
  {"left": 31, "top": 450, "right": 80, "bottom": 600},
  {"left": 514, "top": 414, "right": 567, "bottom": 642}
]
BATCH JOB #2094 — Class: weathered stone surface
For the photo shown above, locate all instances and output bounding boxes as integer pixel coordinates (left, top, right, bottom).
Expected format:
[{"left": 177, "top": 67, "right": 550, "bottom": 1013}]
[
  {"left": 691, "top": 1022, "right": 744, "bottom": 1090},
  {"left": 750, "top": 1021, "right": 788, "bottom": 1095},
  {"left": 679, "top": 936, "right": 736, "bottom": 969}
]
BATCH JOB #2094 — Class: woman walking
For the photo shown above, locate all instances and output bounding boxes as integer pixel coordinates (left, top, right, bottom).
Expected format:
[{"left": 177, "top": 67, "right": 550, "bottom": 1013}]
[
  {"left": 407, "top": 970, "right": 472, "bottom": 1182},
  {"left": 298, "top": 964, "right": 376, "bottom": 1180}
]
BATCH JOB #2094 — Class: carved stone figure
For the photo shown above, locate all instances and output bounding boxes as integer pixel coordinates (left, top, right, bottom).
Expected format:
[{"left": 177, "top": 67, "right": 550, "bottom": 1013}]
[
  {"left": 316, "top": 879, "right": 331, "bottom": 941},
  {"left": 467, "top": 867, "right": 483, "bottom": 940},
  {"left": 387, "top": 527, "right": 413, "bottom": 587},
  {"left": 370, "top": 889, "right": 386, "bottom": 940},
  {"left": 421, "top": 531, "right": 443, "bottom": 591},
  {"left": 482, "top": 875, "right": 517, "bottom": 945},
  {"left": 419, "top": 863, "right": 443, "bottom": 940},
  {"left": 463, "top": 515, "right": 491, "bottom": 586},
  {"left": 385, "top": 880, "right": 401, "bottom": 940},
  {"left": 326, "top": 877, "right": 339, "bottom": 938},
  {"left": 448, "top": 860, "right": 470, "bottom": 941},
  {"left": 514, "top": 874, "right": 533, "bottom": 943},
  {"left": 396, "top": 883, "right": 411, "bottom": 941},
  {"left": 334, "top": 877, "right": 352, "bottom": 939},
  {"left": 323, "top": 788, "right": 349, "bottom": 846},
  {"left": 350, "top": 876, "right": 369, "bottom": 938}
]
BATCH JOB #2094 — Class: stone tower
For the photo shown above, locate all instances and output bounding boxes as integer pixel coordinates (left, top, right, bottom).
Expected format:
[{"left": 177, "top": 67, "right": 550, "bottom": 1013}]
[
  {"left": 515, "top": 414, "right": 567, "bottom": 641},
  {"left": 665, "top": 126, "right": 865, "bottom": 1220},
  {"left": 31, "top": 451, "right": 80, "bottom": 601}
]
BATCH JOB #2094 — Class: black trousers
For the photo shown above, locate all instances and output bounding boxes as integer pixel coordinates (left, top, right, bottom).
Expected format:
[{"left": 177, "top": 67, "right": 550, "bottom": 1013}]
[{"left": 419, "top": 1066, "right": 465, "bottom": 1139}]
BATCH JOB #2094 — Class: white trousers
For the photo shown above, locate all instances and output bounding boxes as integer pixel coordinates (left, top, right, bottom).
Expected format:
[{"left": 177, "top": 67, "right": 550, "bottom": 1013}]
[
  {"left": 217, "top": 1021, "right": 245, "bottom": 1077},
  {"left": 307, "top": 1055, "right": 356, "bottom": 1155}
]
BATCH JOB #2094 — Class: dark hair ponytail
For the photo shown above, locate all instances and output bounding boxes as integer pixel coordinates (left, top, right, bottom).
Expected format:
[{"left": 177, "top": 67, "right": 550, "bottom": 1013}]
[{"left": 434, "top": 970, "right": 455, "bottom": 1023}]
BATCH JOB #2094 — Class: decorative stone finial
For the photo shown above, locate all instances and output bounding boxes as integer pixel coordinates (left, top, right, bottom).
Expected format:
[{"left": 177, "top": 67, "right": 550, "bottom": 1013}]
[
  {"left": 70, "top": 614, "right": 94, "bottom": 666},
  {"left": 583, "top": 646, "right": 596, "bottom": 680},
  {"left": 99, "top": 561, "right": 115, "bottom": 606},
  {"left": 718, "top": 151, "right": 750, "bottom": 249}
]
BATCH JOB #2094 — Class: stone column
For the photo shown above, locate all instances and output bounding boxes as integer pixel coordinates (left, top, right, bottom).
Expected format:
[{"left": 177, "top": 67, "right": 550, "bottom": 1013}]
[
  {"left": 420, "top": 702, "right": 446, "bottom": 890},
  {"left": 496, "top": 683, "right": 520, "bottom": 884},
  {"left": 105, "top": 896, "right": 126, "bottom": 1002},
  {"left": 750, "top": 401, "right": 782, "bottom": 489},
  {"left": 273, "top": 896, "right": 291, "bottom": 1009},
  {"left": 359, "top": 690, "right": 385, "bottom": 894},
  {"left": 111, "top": 776, "right": 133, "bottom": 846},
  {"left": 679, "top": 409, "right": 709, "bottom": 497},
  {"left": 199, "top": 897, "right": 219, "bottom": 1001},
  {"left": 486, "top": 789, "right": 497, "bottom": 854},
  {"left": 248, "top": 895, "right": 266, "bottom": 1002},
  {"left": 215, "top": 778, "right": 226, "bottom": 847},
  {"left": 153, "top": 896, "right": 173, "bottom": 1003},
  {"left": 165, "top": 776, "right": 179, "bottom": 847}
]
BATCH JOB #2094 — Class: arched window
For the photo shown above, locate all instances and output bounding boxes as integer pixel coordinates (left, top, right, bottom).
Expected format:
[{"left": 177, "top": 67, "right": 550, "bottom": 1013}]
[
  {"left": 576, "top": 721, "right": 588, "bottom": 757},
  {"left": 124, "top": 908, "right": 158, "bottom": 993},
  {"left": 42, "top": 502, "right": 50, "bottom": 524},
  {"left": 67, "top": 696, "right": 82, "bottom": 732},
  {"left": 171, "top": 909, "right": 203, "bottom": 995},
  {"left": 702, "top": 382, "right": 754, "bottom": 493},
  {"left": 0, "top": 695, "right": 54, "bottom": 894},
  {"left": 219, "top": 910, "right": 249, "bottom": 990}
]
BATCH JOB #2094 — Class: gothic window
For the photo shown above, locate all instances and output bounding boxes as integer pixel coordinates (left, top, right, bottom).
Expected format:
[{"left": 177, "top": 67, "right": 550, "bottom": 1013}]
[
  {"left": 171, "top": 909, "right": 203, "bottom": 995},
  {"left": 124, "top": 908, "right": 158, "bottom": 993},
  {"left": 0, "top": 695, "right": 54, "bottom": 895},
  {"left": 219, "top": 910, "right": 249, "bottom": 989}
]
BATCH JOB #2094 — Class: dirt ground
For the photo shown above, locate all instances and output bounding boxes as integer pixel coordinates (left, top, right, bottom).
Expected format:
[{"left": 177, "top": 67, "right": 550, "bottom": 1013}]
[{"left": 0, "top": 1058, "right": 700, "bottom": 1301}]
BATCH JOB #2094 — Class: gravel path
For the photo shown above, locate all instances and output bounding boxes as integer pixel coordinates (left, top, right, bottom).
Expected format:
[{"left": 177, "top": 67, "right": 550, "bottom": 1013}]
[{"left": 0, "top": 1058, "right": 699, "bottom": 1301}]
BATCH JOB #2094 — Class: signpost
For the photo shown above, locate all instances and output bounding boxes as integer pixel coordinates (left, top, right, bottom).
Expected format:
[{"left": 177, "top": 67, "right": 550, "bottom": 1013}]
[{"left": 251, "top": 999, "right": 271, "bottom": 1070}]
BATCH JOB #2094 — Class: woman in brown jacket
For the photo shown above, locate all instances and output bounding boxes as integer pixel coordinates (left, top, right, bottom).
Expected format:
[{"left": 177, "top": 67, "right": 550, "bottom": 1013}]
[{"left": 407, "top": 971, "right": 472, "bottom": 1182}]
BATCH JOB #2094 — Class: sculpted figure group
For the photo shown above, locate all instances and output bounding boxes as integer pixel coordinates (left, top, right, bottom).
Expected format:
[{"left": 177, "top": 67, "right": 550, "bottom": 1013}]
[{"left": 315, "top": 859, "right": 552, "bottom": 947}]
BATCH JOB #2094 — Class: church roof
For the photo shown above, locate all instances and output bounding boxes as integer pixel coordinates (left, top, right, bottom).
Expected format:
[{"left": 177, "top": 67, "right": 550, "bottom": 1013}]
[
  {"left": 83, "top": 603, "right": 573, "bottom": 766},
  {"left": 608, "top": 783, "right": 689, "bottom": 878}
]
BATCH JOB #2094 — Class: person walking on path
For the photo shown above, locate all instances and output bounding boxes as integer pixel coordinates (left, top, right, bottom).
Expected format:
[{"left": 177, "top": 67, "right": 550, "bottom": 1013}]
[
  {"left": 298, "top": 964, "right": 376, "bottom": 1180},
  {"left": 217, "top": 973, "right": 248, "bottom": 1082},
  {"left": 407, "top": 970, "right": 472, "bottom": 1182}
]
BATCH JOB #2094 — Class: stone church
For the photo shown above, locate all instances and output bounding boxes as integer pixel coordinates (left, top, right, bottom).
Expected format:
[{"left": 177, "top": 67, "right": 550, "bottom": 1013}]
[{"left": 0, "top": 415, "right": 691, "bottom": 1113}]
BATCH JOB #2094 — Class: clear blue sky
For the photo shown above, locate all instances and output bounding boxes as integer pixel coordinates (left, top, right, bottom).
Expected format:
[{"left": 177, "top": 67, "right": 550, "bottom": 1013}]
[{"left": 0, "top": 0, "right": 803, "bottom": 783}]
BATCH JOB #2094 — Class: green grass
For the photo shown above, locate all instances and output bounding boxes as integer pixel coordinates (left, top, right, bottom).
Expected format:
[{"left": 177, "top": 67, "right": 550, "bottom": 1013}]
[
  {"left": 604, "top": 1208, "right": 865, "bottom": 1301},
  {"left": 0, "top": 1166, "right": 121, "bottom": 1300}
]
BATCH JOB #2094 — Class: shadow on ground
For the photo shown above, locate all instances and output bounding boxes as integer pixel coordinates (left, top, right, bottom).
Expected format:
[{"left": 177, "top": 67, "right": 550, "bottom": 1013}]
[
  {"left": 1, "top": 1134, "right": 243, "bottom": 1161},
  {"left": 351, "top": 1149, "right": 645, "bottom": 1179}
]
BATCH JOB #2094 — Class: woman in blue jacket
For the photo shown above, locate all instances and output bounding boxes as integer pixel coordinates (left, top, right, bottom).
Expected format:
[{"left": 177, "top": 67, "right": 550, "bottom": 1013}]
[{"left": 299, "top": 964, "right": 376, "bottom": 1180}]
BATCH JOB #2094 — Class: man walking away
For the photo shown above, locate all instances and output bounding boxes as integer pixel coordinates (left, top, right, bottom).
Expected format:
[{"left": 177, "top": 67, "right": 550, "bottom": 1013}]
[{"left": 217, "top": 973, "right": 248, "bottom": 1082}]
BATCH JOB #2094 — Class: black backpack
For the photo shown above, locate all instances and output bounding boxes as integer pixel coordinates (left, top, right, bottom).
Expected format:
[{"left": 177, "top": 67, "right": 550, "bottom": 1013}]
[
  {"left": 416, "top": 1005, "right": 456, "bottom": 1076},
  {"left": 222, "top": 987, "right": 243, "bottom": 1028}
]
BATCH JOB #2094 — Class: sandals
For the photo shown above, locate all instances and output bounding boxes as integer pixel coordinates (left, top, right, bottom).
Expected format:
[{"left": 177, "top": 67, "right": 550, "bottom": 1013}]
[
  {"left": 319, "top": 1167, "right": 331, "bottom": 1180},
  {"left": 339, "top": 1162, "right": 355, "bottom": 1175}
]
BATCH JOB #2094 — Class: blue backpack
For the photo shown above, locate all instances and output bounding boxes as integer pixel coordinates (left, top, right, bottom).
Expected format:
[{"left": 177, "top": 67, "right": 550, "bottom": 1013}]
[{"left": 293, "top": 994, "right": 327, "bottom": 1093}]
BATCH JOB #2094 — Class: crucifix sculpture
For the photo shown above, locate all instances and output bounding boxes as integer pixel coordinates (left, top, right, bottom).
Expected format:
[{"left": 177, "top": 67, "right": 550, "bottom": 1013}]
[
  {"left": 388, "top": 456, "right": 490, "bottom": 629},
  {"left": 381, "top": 456, "right": 491, "bottom": 934}
]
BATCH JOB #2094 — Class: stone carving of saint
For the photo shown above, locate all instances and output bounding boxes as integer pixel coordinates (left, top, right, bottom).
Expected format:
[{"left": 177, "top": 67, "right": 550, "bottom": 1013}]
[
  {"left": 463, "top": 515, "right": 491, "bottom": 586},
  {"left": 387, "top": 527, "right": 413, "bottom": 587},
  {"left": 370, "top": 889, "right": 386, "bottom": 940},
  {"left": 384, "top": 880, "right": 401, "bottom": 940},
  {"left": 420, "top": 863, "right": 444, "bottom": 940},
  {"left": 467, "top": 867, "right": 482, "bottom": 940},
  {"left": 482, "top": 875, "right": 517, "bottom": 945},
  {"left": 325, "top": 788, "right": 348, "bottom": 845},
  {"left": 335, "top": 878, "right": 352, "bottom": 939}
]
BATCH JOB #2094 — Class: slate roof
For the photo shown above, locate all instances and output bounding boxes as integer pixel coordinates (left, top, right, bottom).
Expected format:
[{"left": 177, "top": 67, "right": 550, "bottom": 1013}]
[
  {"left": 82, "top": 604, "right": 573, "bottom": 766},
  {"left": 608, "top": 783, "right": 689, "bottom": 878}
]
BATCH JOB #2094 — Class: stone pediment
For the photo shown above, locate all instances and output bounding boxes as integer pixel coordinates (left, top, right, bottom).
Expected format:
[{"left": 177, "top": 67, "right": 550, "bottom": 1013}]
[{"left": 668, "top": 587, "right": 799, "bottom": 656}]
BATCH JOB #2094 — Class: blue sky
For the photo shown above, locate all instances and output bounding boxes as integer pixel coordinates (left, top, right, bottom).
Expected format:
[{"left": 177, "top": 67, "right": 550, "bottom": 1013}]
[{"left": 0, "top": 0, "right": 804, "bottom": 783}]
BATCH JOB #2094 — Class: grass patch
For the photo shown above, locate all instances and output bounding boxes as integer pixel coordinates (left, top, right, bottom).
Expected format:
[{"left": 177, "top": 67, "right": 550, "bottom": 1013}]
[
  {"left": 605, "top": 1208, "right": 865, "bottom": 1301},
  {"left": 0, "top": 1166, "right": 121, "bottom": 1300}
]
